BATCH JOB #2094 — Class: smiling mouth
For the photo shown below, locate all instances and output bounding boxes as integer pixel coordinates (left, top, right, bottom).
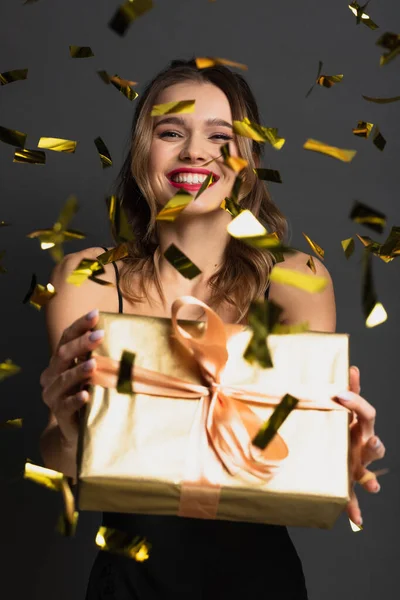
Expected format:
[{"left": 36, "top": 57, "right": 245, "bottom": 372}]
[{"left": 167, "top": 171, "right": 220, "bottom": 189}]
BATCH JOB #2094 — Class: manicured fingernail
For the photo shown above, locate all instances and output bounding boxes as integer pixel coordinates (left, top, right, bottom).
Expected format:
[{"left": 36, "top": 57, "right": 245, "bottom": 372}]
[
  {"left": 369, "top": 437, "right": 381, "bottom": 449},
  {"left": 372, "top": 483, "right": 381, "bottom": 493},
  {"left": 357, "top": 517, "right": 363, "bottom": 526},
  {"left": 89, "top": 329, "right": 104, "bottom": 342},
  {"left": 351, "top": 366, "right": 359, "bottom": 375},
  {"left": 337, "top": 391, "right": 353, "bottom": 402},
  {"left": 83, "top": 358, "right": 96, "bottom": 371},
  {"left": 86, "top": 309, "right": 99, "bottom": 320}
]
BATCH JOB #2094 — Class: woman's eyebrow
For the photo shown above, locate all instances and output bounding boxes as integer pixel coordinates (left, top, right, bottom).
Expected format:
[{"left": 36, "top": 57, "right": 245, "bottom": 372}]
[{"left": 153, "top": 116, "right": 233, "bottom": 129}]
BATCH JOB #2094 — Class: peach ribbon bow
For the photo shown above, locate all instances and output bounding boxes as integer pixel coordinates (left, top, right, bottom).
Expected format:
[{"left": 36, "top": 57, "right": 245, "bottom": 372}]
[{"left": 92, "top": 296, "right": 347, "bottom": 519}]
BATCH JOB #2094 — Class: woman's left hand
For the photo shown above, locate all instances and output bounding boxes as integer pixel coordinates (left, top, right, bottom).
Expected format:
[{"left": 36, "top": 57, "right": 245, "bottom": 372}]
[{"left": 335, "top": 365, "right": 386, "bottom": 527}]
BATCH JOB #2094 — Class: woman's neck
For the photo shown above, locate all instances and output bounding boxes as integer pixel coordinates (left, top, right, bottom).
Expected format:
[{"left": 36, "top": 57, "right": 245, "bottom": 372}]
[{"left": 156, "top": 208, "right": 232, "bottom": 287}]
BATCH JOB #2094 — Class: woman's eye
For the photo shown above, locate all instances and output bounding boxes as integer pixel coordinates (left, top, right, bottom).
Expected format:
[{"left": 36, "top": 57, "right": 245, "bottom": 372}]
[
  {"left": 211, "top": 134, "right": 233, "bottom": 141},
  {"left": 159, "top": 131, "right": 181, "bottom": 139},
  {"left": 158, "top": 131, "right": 233, "bottom": 141}
]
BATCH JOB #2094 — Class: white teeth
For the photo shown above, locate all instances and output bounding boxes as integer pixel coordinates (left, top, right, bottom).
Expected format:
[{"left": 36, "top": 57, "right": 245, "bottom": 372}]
[{"left": 171, "top": 173, "right": 210, "bottom": 184}]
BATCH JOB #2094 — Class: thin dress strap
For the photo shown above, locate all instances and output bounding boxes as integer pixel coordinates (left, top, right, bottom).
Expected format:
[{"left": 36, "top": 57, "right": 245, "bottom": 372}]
[{"left": 100, "top": 246, "right": 123, "bottom": 314}]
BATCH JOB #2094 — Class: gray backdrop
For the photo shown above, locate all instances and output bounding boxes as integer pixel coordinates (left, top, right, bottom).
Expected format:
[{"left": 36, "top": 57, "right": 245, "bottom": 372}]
[{"left": 0, "top": 0, "right": 399, "bottom": 598}]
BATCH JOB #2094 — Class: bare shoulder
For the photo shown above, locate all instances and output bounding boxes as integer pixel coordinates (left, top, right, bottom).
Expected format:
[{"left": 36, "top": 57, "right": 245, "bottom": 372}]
[
  {"left": 269, "top": 250, "right": 336, "bottom": 332},
  {"left": 44, "top": 246, "right": 117, "bottom": 354}
]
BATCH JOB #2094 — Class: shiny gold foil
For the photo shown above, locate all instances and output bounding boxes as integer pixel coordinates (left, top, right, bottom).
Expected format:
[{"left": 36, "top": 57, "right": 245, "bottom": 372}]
[
  {"left": 0, "top": 69, "right": 28, "bottom": 86},
  {"left": 341, "top": 237, "right": 355, "bottom": 259},
  {"left": 66, "top": 258, "right": 113, "bottom": 287},
  {"left": 361, "top": 249, "right": 387, "bottom": 328},
  {"left": 349, "top": 518, "right": 363, "bottom": 532},
  {"left": 195, "top": 172, "right": 213, "bottom": 199},
  {"left": 24, "top": 462, "right": 64, "bottom": 492},
  {"left": 98, "top": 71, "right": 139, "bottom": 101},
  {"left": 350, "top": 201, "right": 386, "bottom": 234},
  {"left": 13, "top": 148, "right": 46, "bottom": 165},
  {"left": 95, "top": 526, "right": 151, "bottom": 561},
  {"left": 303, "top": 139, "right": 357, "bottom": 162},
  {"left": 109, "top": 0, "right": 153, "bottom": 36},
  {"left": 0, "top": 125, "right": 27, "bottom": 147},
  {"left": 233, "top": 118, "right": 285, "bottom": 149},
  {"left": 352, "top": 120, "right": 374, "bottom": 138},
  {"left": 69, "top": 46, "right": 94, "bottom": 58},
  {"left": 254, "top": 168, "right": 282, "bottom": 184},
  {"left": 220, "top": 196, "right": 242, "bottom": 218},
  {"left": 96, "top": 243, "right": 129, "bottom": 266},
  {"left": 220, "top": 142, "right": 248, "bottom": 172},
  {"left": 156, "top": 190, "right": 193, "bottom": 221},
  {"left": 116, "top": 350, "right": 135, "bottom": 394},
  {"left": 0, "top": 359, "right": 21, "bottom": 382},
  {"left": 302, "top": 233, "right": 325, "bottom": 260},
  {"left": 57, "top": 511, "right": 79, "bottom": 537},
  {"left": 94, "top": 137, "right": 112, "bottom": 168},
  {"left": 307, "top": 255, "right": 316, "bottom": 273},
  {"left": 26, "top": 195, "right": 85, "bottom": 262},
  {"left": 348, "top": 2, "right": 378, "bottom": 30},
  {"left": 22, "top": 274, "right": 56, "bottom": 310},
  {"left": 37, "top": 137, "right": 77, "bottom": 153},
  {"left": 376, "top": 32, "right": 400, "bottom": 66},
  {"left": 362, "top": 94, "right": 400, "bottom": 104},
  {"left": 195, "top": 57, "right": 248, "bottom": 70},
  {"left": 253, "top": 394, "right": 299, "bottom": 450},
  {"left": 78, "top": 312, "right": 351, "bottom": 529},
  {"left": 164, "top": 244, "right": 201, "bottom": 279},
  {"left": 243, "top": 300, "right": 277, "bottom": 369},
  {"left": 150, "top": 100, "right": 195, "bottom": 116},
  {"left": 106, "top": 195, "right": 135, "bottom": 243},
  {"left": 0, "top": 418, "right": 23, "bottom": 429},
  {"left": 316, "top": 73, "right": 343, "bottom": 88},
  {"left": 269, "top": 266, "right": 328, "bottom": 293}
]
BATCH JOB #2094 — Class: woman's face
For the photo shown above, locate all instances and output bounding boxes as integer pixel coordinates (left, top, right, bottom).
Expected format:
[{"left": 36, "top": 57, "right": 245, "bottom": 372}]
[{"left": 148, "top": 81, "right": 240, "bottom": 214}]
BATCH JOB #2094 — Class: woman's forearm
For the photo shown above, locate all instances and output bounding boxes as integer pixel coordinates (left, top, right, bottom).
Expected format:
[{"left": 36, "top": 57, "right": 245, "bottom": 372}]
[{"left": 39, "top": 424, "right": 78, "bottom": 481}]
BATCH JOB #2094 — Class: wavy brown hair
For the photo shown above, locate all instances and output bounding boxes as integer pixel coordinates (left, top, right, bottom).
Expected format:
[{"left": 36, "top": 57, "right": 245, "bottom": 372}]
[{"left": 113, "top": 58, "right": 289, "bottom": 322}]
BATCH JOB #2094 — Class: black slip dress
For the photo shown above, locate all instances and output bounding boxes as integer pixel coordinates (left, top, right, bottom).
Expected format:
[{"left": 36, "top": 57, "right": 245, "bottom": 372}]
[{"left": 85, "top": 247, "right": 309, "bottom": 600}]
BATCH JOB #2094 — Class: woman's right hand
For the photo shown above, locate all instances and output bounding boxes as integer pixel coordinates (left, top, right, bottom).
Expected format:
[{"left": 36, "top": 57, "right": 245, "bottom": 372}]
[{"left": 40, "top": 308, "right": 104, "bottom": 447}]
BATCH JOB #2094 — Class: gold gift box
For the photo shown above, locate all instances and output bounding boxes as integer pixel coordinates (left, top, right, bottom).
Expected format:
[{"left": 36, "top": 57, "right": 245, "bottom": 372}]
[{"left": 77, "top": 307, "right": 351, "bottom": 530}]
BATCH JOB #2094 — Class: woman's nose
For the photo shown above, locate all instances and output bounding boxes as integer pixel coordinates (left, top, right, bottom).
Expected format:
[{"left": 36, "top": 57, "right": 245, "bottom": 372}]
[{"left": 179, "top": 137, "right": 207, "bottom": 162}]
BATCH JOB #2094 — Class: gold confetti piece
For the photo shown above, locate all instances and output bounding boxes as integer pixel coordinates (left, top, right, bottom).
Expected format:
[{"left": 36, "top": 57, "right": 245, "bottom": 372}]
[
  {"left": 253, "top": 168, "right": 282, "bottom": 183},
  {"left": 243, "top": 300, "right": 286, "bottom": 368},
  {"left": 372, "top": 127, "right": 386, "bottom": 151},
  {"left": 233, "top": 118, "right": 285, "bottom": 149},
  {"left": 94, "top": 137, "right": 112, "bottom": 169},
  {"left": 220, "top": 196, "right": 242, "bottom": 218},
  {"left": 316, "top": 73, "right": 343, "bottom": 88},
  {"left": 156, "top": 190, "right": 193, "bottom": 222},
  {"left": 194, "top": 172, "right": 214, "bottom": 199},
  {"left": 95, "top": 526, "right": 150, "bottom": 561},
  {"left": 341, "top": 237, "right": 355, "bottom": 259},
  {"left": 355, "top": 234, "right": 395, "bottom": 263},
  {"left": 0, "top": 418, "right": 23, "bottom": 429},
  {"left": 357, "top": 467, "right": 390, "bottom": 485},
  {"left": 302, "top": 232, "right": 325, "bottom": 260},
  {"left": 377, "top": 32, "right": 400, "bottom": 66},
  {"left": 269, "top": 266, "right": 328, "bottom": 293},
  {"left": 24, "top": 462, "right": 64, "bottom": 492},
  {"left": 220, "top": 142, "right": 248, "bottom": 172},
  {"left": 307, "top": 255, "right": 316, "bottom": 273},
  {"left": 272, "top": 321, "right": 310, "bottom": 334},
  {"left": 348, "top": 2, "right": 378, "bottom": 30},
  {"left": 69, "top": 46, "right": 94, "bottom": 58},
  {"left": 305, "top": 61, "right": 322, "bottom": 98},
  {"left": 0, "top": 359, "right": 21, "bottom": 382},
  {"left": 98, "top": 71, "right": 139, "bottom": 101},
  {"left": 0, "top": 221, "right": 10, "bottom": 227},
  {"left": 106, "top": 195, "right": 135, "bottom": 243},
  {"left": 13, "top": 148, "right": 46, "bottom": 165},
  {"left": 350, "top": 200, "right": 386, "bottom": 234},
  {"left": 362, "top": 94, "right": 400, "bottom": 104},
  {"left": 27, "top": 195, "right": 85, "bottom": 262},
  {"left": 303, "top": 139, "right": 357, "bottom": 162},
  {"left": 361, "top": 249, "right": 387, "bottom": 328},
  {"left": 379, "top": 226, "right": 400, "bottom": 261},
  {"left": 57, "top": 510, "right": 79, "bottom": 537},
  {"left": 0, "top": 69, "right": 28, "bottom": 86},
  {"left": 349, "top": 518, "right": 363, "bottom": 532},
  {"left": 109, "top": 0, "right": 154, "bottom": 36},
  {"left": 22, "top": 273, "right": 56, "bottom": 310},
  {"left": 66, "top": 258, "right": 113, "bottom": 287},
  {"left": 352, "top": 120, "right": 374, "bottom": 138},
  {"left": 37, "top": 137, "right": 77, "bottom": 153},
  {"left": 0, "top": 125, "right": 27, "bottom": 148},
  {"left": 150, "top": 100, "right": 195, "bottom": 116},
  {"left": 116, "top": 350, "right": 135, "bottom": 394},
  {"left": 195, "top": 57, "right": 248, "bottom": 70},
  {"left": 227, "top": 209, "right": 267, "bottom": 239},
  {"left": 366, "top": 302, "right": 387, "bottom": 328},
  {"left": 164, "top": 244, "right": 201, "bottom": 279},
  {"left": 96, "top": 243, "right": 129, "bottom": 265},
  {"left": 252, "top": 394, "right": 299, "bottom": 449}
]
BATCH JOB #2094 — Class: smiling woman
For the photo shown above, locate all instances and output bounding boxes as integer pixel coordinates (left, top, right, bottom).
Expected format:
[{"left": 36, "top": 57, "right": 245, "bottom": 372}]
[{"left": 114, "top": 59, "right": 288, "bottom": 322}]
